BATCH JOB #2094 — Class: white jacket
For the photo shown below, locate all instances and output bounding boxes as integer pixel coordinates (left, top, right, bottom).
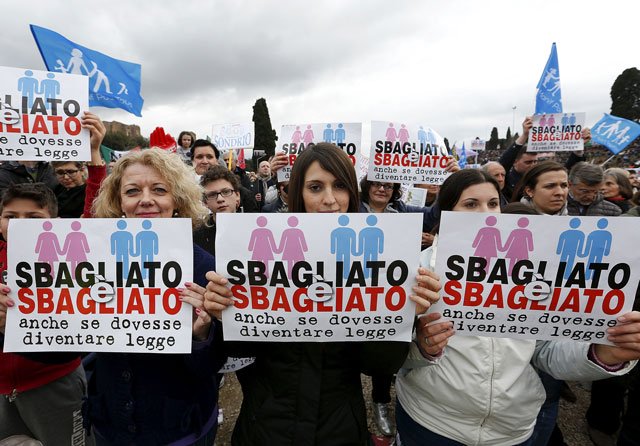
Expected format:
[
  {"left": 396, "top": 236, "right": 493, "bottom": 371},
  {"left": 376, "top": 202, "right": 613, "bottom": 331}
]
[{"left": 395, "top": 246, "right": 637, "bottom": 446}]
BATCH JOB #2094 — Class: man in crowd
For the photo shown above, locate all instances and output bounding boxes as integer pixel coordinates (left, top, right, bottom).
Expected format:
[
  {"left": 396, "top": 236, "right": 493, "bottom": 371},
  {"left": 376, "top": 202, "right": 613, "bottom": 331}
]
[
  {"left": 499, "top": 116, "right": 536, "bottom": 200},
  {"left": 482, "top": 161, "right": 508, "bottom": 207},
  {"left": 567, "top": 162, "right": 622, "bottom": 216},
  {"left": 251, "top": 159, "right": 276, "bottom": 210}
]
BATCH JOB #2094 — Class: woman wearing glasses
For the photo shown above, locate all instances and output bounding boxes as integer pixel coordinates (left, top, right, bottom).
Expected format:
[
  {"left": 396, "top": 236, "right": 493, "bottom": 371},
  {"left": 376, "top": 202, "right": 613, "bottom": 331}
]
[
  {"left": 193, "top": 165, "right": 243, "bottom": 257},
  {"left": 52, "top": 161, "right": 88, "bottom": 218}
]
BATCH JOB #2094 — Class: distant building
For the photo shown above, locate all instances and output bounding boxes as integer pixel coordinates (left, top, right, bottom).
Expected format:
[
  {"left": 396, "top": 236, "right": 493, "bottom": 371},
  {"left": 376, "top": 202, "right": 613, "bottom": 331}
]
[{"left": 104, "top": 121, "right": 141, "bottom": 138}]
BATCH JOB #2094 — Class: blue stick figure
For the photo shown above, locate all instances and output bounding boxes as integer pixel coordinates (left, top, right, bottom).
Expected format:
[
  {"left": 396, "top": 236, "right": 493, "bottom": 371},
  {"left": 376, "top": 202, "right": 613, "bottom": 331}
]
[
  {"left": 136, "top": 220, "right": 159, "bottom": 280},
  {"left": 357, "top": 215, "right": 385, "bottom": 279},
  {"left": 556, "top": 218, "right": 585, "bottom": 279},
  {"left": 583, "top": 218, "right": 612, "bottom": 280},
  {"left": 323, "top": 124, "right": 334, "bottom": 143},
  {"left": 330, "top": 215, "right": 358, "bottom": 279},
  {"left": 111, "top": 220, "right": 134, "bottom": 277},
  {"left": 17, "top": 70, "right": 39, "bottom": 108},
  {"left": 40, "top": 73, "right": 61, "bottom": 110},
  {"left": 334, "top": 123, "right": 346, "bottom": 145}
]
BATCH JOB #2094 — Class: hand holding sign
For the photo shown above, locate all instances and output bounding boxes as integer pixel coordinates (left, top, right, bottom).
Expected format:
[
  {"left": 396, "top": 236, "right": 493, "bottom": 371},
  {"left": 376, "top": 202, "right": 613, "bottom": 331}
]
[
  {"left": 179, "top": 281, "right": 213, "bottom": 341},
  {"left": 0, "top": 284, "right": 14, "bottom": 334},
  {"left": 80, "top": 111, "right": 106, "bottom": 155},
  {"left": 270, "top": 152, "right": 288, "bottom": 176},
  {"left": 412, "top": 267, "right": 442, "bottom": 314},
  {"left": 416, "top": 312, "right": 454, "bottom": 357},
  {"left": 204, "top": 271, "right": 234, "bottom": 321},
  {"left": 595, "top": 311, "right": 640, "bottom": 364}
]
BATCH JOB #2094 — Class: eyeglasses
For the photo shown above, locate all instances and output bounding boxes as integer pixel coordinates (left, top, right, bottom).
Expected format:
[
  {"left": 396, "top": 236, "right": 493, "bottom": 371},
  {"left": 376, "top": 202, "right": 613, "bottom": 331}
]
[
  {"left": 204, "top": 189, "right": 236, "bottom": 201},
  {"left": 55, "top": 169, "right": 80, "bottom": 177},
  {"left": 371, "top": 182, "right": 394, "bottom": 191}
]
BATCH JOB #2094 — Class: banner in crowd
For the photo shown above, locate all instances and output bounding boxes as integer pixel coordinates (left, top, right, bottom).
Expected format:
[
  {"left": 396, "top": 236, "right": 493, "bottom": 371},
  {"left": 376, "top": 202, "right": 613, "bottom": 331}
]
[
  {"left": 535, "top": 42, "right": 562, "bottom": 114},
  {"left": 4, "top": 219, "right": 194, "bottom": 353},
  {"left": 470, "top": 137, "right": 486, "bottom": 151},
  {"left": 432, "top": 212, "right": 639, "bottom": 344},
  {"left": 527, "top": 112, "right": 585, "bottom": 152},
  {"left": 30, "top": 24, "right": 144, "bottom": 117},
  {"left": 216, "top": 213, "right": 422, "bottom": 342},
  {"left": 277, "top": 122, "right": 362, "bottom": 181},
  {"left": 591, "top": 113, "right": 640, "bottom": 155},
  {"left": 212, "top": 122, "right": 254, "bottom": 151},
  {"left": 403, "top": 187, "right": 427, "bottom": 207},
  {"left": 0, "top": 65, "right": 90, "bottom": 161},
  {"left": 367, "top": 121, "right": 450, "bottom": 185}
]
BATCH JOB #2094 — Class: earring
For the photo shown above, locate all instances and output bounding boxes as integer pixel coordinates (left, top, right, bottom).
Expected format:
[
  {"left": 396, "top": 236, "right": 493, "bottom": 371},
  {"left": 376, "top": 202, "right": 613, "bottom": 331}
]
[{"left": 173, "top": 210, "right": 179, "bottom": 217}]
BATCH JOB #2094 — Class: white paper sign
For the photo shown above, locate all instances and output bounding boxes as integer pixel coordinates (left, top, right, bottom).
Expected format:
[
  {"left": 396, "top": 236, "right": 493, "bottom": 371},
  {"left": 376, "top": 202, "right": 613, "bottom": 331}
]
[
  {"left": 403, "top": 187, "right": 427, "bottom": 207},
  {"left": 433, "top": 212, "right": 638, "bottom": 344},
  {"left": 216, "top": 213, "right": 421, "bottom": 342},
  {"left": 368, "top": 121, "right": 450, "bottom": 185},
  {"left": 527, "top": 112, "right": 585, "bottom": 152},
  {"left": 0, "top": 66, "right": 90, "bottom": 161},
  {"left": 277, "top": 122, "right": 362, "bottom": 181},
  {"left": 4, "top": 219, "right": 194, "bottom": 353},
  {"left": 211, "top": 122, "right": 254, "bottom": 150}
]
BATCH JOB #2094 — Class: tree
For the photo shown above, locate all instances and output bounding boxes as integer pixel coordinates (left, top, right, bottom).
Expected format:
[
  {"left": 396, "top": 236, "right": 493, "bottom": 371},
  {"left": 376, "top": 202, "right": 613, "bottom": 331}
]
[
  {"left": 506, "top": 127, "right": 512, "bottom": 140},
  {"left": 252, "top": 98, "right": 277, "bottom": 159},
  {"left": 610, "top": 67, "right": 640, "bottom": 122},
  {"left": 487, "top": 127, "right": 500, "bottom": 150}
]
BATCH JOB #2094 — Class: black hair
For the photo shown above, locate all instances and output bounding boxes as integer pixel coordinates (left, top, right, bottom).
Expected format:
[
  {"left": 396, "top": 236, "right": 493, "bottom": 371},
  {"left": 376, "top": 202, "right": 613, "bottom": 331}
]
[{"left": 1, "top": 183, "right": 58, "bottom": 217}]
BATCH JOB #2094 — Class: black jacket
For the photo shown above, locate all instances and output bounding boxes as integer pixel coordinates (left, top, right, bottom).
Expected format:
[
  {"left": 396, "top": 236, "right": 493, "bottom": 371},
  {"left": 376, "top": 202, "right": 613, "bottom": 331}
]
[
  {"left": 0, "top": 162, "right": 58, "bottom": 195},
  {"left": 231, "top": 341, "right": 409, "bottom": 445}
]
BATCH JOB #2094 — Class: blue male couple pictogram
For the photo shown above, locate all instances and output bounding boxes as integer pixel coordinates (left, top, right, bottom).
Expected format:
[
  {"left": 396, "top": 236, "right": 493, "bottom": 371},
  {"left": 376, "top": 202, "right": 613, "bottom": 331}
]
[
  {"left": 331, "top": 215, "right": 384, "bottom": 279},
  {"left": 111, "top": 219, "right": 158, "bottom": 279},
  {"left": 557, "top": 218, "right": 612, "bottom": 280}
]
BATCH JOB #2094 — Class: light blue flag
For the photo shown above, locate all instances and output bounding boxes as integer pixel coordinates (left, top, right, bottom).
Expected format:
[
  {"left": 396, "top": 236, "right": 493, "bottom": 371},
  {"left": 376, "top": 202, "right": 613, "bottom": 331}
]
[
  {"left": 535, "top": 43, "right": 562, "bottom": 114},
  {"left": 30, "top": 24, "right": 143, "bottom": 117},
  {"left": 591, "top": 113, "right": 640, "bottom": 155},
  {"left": 459, "top": 142, "right": 467, "bottom": 168}
]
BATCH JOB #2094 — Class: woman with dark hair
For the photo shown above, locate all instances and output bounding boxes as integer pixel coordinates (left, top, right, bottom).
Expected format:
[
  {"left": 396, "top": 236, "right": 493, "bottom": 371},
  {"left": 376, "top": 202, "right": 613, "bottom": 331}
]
[
  {"left": 395, "top": 169, "right": 640, "bottom": 446},
  {"left": 512, "top": 161, "right": 569, "bottom": 215},
  {"left": 203, "top": 143, "right": 446, "bottom": 445},
  {"left": 603, "top": 168, "right": 634, "bottom": 213},
  {"left": 177, "top": 130, "right": 196, "bottom": 164},
  {"left": 51, "top": 160, "right": 88, "bottom": 218}
]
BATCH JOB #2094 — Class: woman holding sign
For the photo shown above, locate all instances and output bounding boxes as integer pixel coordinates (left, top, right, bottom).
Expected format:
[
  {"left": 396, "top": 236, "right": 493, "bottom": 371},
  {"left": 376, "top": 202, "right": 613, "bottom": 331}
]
[
  {"left": 395, "top": 168, "right": 640, "bottom": 446},
  {"left": 82, "top": 149, "right": 225, "bottom": 445},
  {"left": 204, "top": 143, "right": 450, "bottom": 446}
]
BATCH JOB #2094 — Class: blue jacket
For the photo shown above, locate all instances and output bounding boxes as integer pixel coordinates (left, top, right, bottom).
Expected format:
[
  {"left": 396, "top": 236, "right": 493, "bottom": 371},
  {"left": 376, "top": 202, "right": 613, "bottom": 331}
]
[{"left": 85, "top": 244, "right": 225, "bottom": 445}]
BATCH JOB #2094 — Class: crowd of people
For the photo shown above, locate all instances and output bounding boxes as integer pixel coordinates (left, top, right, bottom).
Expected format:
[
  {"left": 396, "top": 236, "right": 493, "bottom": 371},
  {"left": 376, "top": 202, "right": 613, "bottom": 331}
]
[{"left": 0, "top": 114, "right": 639, "bottom": 446}]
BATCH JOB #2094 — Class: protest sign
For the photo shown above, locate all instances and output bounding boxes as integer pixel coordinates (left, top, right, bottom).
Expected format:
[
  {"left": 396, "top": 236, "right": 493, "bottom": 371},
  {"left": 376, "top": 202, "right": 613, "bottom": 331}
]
[
  {"left": 277, "top": 122, "right": 362, "bottom": 181},
  {"left": 212, "top": 122, "right": 254, "bottom": 151},
  {"left": 216, "top": 213, "right": 422, "bottom": 342},
  {"left": 0, "top": 66, "right": 89, "bottom": 161},
  {"left": 432, "top": 212, "right": 638, "bottom": 344},
  {"left": 4, "top": 218, "right": 194, "bottom": 353},
  {"left": 404, "top": 187, "right": 427, "bottom": 207},
  {"left": 219, "top": 357, "right": 256, "bottom": 373},
  {"left": 368, "top": 121, "right": 450, "bottom": 185},
  {"left": 470, "top": 137, "right": 486, "bottom": 151},
  {"left": 527, "top": 112, "right": 585, "bottom": 152}
]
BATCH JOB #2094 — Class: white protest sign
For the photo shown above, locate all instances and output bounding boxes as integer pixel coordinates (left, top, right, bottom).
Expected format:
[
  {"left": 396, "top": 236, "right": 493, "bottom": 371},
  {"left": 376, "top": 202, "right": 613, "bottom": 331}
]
[
  {"left": 218, "top": 357, "right": 256, "bottom": 373},
  {"left": 404, "top": 187, "right": 427, "bottom": 207},
  {"left": 0, "top": 66, "right": 90, "bottom": 161},
  {"left": 277, "top": 122, "right": 362, "bottom": 181},
  {"left": 368, "top": 121, "right": 450, "bottom": 185},
  {"left": 527, "top": 112, "right": 585, "bottom": 152},
  {"left": 4, "top": 218, "right": 194, "bottom": 353},
  {"left": 433, "top": 212, "right": 638, "bottom": 344},
  {"left": 212, "top": 122, "right": 254, "bottom": 151},
  {"left": 470, "top": 138, "right": 486, "bottom": 151},
  {"left": 216, "top": 213, "right": 421, "bottom": 342}
]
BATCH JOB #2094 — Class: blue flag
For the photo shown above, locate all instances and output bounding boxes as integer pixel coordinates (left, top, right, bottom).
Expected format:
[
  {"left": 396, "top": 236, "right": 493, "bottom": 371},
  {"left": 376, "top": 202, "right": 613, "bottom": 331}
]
[
  {"left": 30, "top": 24, "right": 143, "bottom": 117},
  {"left": 591, "top": 114, "right": 640, "bottom": 155},
  {"left": 535, "top": 43, "right": 562, "bottom": 114},
  {"left": 458, "top": 142, "right": 467, "bottom": 168}
]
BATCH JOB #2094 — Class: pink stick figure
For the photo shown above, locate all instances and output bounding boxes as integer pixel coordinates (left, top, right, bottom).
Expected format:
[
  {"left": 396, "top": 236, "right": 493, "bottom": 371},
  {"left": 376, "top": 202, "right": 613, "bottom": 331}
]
[
  {"left": 471, "top": 216, "right": 503, "bottom": 272},
  {"left": 291, "top": 126, "right": 302, "bottom": 144},
  {"left": 248, "top": 216, "right": 279, "bottom": 276},
  {"left": 61, "top": 221, "right": 90, "bottom": 274},
  {"left": 501, "top": 217, "right": 534, "bottom": 275},
  {"left": 277, "top": 216, "right": 308, "bottom": 277},
  {"left": 385, "top": 123, "right": 398, "bottom": 142},
  {"left": 302, "top": 125, "right": 314, "bottom": 145},
  {"left": 398, "top": 124, "right": 410, "bottom": 145},
  {"left": 34, "top": 221, "right": 63, "bottom": 272}
]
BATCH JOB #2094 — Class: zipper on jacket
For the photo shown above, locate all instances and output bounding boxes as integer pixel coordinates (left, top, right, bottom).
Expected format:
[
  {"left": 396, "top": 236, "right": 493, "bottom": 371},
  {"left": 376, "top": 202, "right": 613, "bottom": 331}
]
[{"left": 477, "top": 338, "right": 496, "bottom": 445}]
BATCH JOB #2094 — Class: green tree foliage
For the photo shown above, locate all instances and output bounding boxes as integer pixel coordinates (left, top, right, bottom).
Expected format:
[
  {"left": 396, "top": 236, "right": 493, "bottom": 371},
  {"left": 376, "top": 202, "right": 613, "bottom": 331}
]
[
  {"left": 102, "top": 132, "right": 148, "bottom": 151},
  {"left": 253, "top": 98, "right": 277, "bottom": 158},
  {"left": 506, "top": 127, "right": 512, "bottom": 141},
  {"left": 486, "top": 127, "right": 500, "bottom": 150},
  {"left": 610, "top": 67, "right": 640, "bottom": 122}
]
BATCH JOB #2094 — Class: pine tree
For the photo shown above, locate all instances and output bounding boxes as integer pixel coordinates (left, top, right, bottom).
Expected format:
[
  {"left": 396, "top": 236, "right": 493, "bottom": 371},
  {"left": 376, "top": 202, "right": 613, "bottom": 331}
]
[
  {"left": 506, "top": 127, "right": 512, "bottom": 140},
  {"left": 252, "top": 98, "right": 278, "bottom": 158}
]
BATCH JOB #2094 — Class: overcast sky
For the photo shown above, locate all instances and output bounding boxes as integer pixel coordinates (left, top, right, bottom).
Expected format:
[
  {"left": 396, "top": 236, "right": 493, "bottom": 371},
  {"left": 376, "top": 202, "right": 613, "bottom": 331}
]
[{"left": 3, "top": 0, "right": 638, "bottom": 150}]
